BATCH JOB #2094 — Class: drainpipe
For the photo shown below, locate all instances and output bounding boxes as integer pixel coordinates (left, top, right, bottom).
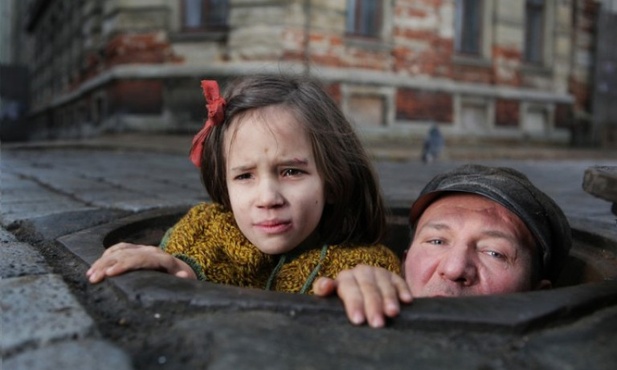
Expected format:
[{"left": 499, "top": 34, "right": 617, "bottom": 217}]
[{"left": 303, "top": 0, "right": 312, "bottom": 75}]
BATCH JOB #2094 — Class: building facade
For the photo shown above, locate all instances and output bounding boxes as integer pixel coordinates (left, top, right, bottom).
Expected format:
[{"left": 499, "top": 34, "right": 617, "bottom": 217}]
[{"left": 18, "top": 0, "right": 616, "bottom": 146}]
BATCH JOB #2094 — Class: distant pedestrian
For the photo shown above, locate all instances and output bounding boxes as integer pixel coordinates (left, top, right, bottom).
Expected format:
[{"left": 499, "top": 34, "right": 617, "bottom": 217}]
[
  {"left": 87, "top": 74, "right": 400, "bottom": 293},
  {"left": 421, "top": 124, "right": 444, "bottom": 163}
]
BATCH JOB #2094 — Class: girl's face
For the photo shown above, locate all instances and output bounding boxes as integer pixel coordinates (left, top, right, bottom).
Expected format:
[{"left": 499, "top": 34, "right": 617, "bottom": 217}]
[{"left": 224, "top": 106, "right": 327, "bottom": 255}]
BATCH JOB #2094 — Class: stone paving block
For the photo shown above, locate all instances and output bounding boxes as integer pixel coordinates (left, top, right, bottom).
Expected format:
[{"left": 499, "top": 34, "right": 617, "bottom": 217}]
[
  {"left": 6, "top": 208, "right": 130, "bottom": 242},
  {"left": 107, "top": 198, "right": 200, "bottom": 212},
  {"left": 41, "top": 176, "right": 116, "bottom": 193},
  {"left": 0, "top": 195, "right": 96, "bottom": 228},
  {"left": 4, "top": 339, "right": 134, "bottom": 370},
  {"left": 161, "top": 174, "right": 204, "bottom": 190},
  {"left": 583, "top": 166, "right": 617, "bottom": 202},
  {"left": 104, "top": 177, "right": 204, "bottom": 202},
  {"left": 0, "top": 173, "right": 42, "bottom": 192},
  {"left": 0, "top": 241, "right": 50, "bottom": 278},
  {"left": 0, "top": 167, "right": 74, "bottom": 206},
  {"left": 583, "top": 166, "right": 617, "bottom": 217},
  {"left": 0, "top": 274, "right": 96, "bottom": 355},
  {"left": 76, "top": 188, "right": 159, "bottom": 207},
  {"left": 2, "top": 185, "right": 76, "bottom": 203}
]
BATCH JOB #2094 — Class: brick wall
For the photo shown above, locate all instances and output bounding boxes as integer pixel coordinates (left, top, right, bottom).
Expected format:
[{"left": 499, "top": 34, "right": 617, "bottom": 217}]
[
  {"left": 105, "top": 32, "right": 183, "bottom": 67},
  {"left": 396, "top": 88, "right": 452, "bottom": 123}
]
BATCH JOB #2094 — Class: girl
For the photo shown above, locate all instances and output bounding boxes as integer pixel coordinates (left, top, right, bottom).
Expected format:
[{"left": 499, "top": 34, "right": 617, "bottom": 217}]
[{"left": 87, "top": 74, "right": 400, "bottom": 294}]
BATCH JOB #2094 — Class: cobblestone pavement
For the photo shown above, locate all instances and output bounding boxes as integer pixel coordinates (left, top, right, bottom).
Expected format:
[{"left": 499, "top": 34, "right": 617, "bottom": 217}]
[{"left": 1, "top": 135, "right": 617, "bottom": 369}]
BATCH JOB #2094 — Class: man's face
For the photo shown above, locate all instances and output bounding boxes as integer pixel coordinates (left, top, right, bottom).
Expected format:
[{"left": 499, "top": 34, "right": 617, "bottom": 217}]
[{"left": 404, "top": 193, "right": 549, "bottom": 297}]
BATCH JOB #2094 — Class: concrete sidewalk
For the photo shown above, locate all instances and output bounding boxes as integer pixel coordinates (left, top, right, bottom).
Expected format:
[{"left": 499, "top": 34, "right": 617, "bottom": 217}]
[{"left": 1, "top": 135, "right": 617, "bottom": 370}]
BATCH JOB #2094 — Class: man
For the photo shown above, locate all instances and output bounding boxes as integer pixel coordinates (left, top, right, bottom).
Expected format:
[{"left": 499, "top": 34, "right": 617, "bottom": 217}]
[{"left": 313, "top": 164, "right": 572, "bottom": 328}]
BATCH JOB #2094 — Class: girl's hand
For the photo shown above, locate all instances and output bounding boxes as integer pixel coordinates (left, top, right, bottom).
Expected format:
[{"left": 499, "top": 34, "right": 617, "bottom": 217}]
[
  {"left": 313, "top": 265, "right": 412, "bottom": 328},
  {"left": 86, "top": 242, "right": 197, "bottom": 283}
]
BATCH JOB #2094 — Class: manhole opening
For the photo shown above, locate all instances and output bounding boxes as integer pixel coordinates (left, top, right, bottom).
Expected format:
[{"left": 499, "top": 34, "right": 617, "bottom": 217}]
[{"left": 102, "top": 207, "right": 617, "bottom": 287}]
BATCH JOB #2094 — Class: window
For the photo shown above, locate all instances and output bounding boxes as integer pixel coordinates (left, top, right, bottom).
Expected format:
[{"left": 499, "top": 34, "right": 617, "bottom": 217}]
[
  {"left": 346, "top": 0, "right": 382, "bottom": 38},
  {"left": 455, "top": 0, "right": 483, "bottom": 55},
  {"left": 181, "top": 0, "right": 229, "bottom": 31},
  {"left": 524, "top": 0, "right": 545, "bottom": 64}
]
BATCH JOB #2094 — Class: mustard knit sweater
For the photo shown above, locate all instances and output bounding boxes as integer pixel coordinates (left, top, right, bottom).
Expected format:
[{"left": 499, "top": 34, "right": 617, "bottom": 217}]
[{"left": 160, "top": 203, "right": 401, "bottom": 294}]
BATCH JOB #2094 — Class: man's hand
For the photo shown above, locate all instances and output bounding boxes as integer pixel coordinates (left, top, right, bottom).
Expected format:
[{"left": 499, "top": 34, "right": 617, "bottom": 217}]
[
  {"left": 313, "top": 265, "right": 412, "bottom": 328},
  {"left": 86, "top": 242, "right": 197, "bottom": 283}
]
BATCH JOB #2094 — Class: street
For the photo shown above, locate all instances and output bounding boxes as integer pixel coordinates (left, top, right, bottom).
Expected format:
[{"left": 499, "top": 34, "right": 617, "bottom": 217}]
[{"left": 1, "top": 136, "right": 616, "bottom": 369}]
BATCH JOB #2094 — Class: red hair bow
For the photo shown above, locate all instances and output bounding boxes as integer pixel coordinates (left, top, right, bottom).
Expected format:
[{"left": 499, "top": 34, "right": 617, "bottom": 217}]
[{"left": 189, "top": 80, "right": 226, "bottom": 167}]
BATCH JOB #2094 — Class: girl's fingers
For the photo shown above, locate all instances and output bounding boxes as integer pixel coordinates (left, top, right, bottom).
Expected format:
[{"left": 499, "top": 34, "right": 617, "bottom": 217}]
[
  {"left": 312, "top": 277, "right": 336, "bottom": 296},
  {"left": 392, "top": 274, "right": 413, "bottom": 303},
  {"left": 372, "top": 270, "right": 401, "bottom": 319},
  {"left": 335, "top": 271, "right": 367, "bottom": 326},
  {"left": 86, "top": 243, "right": 156, "bottom": 283}
]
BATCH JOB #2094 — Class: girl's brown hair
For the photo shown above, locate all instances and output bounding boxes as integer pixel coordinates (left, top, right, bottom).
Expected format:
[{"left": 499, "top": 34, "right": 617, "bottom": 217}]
[{"left": 199, "top": 74, "right": 386, "bottom": 246}]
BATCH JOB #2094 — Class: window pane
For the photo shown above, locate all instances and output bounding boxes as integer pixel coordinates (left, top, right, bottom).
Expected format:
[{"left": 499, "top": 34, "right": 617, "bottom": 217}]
[
  {"left": 206, "top": 0, "right": 229, "bottom": 27},
  {"left": 455, "top": 0, "right": 482, "bottom": 55},
  {"left": 525, "top": 0, "right": 544, "bottom": 63},
  {"left": 182, "top": 0, "right": 228, "bottom": 31},
  {"left": 346, "top": 0, "right": 357, "bottom": 32},
  {"left": 184, "top": 0, "right": 203, "bottom": 28},
  {"left": 346, "top": 0, "right": 381, "bottom": 37},
  {"left": 361, "top": 0, "right": 377, "bottom": 35}
]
